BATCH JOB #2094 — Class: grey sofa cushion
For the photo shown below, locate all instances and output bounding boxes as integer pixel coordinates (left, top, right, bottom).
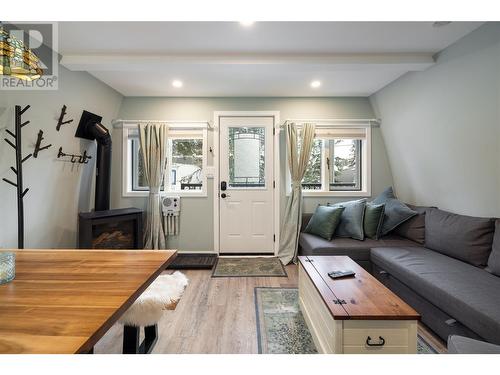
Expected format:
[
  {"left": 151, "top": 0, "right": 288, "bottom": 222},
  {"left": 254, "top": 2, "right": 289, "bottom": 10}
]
[
  {"left": 371, "top": 246, "right": 500, "bottom": 344},
  {"left": 298, "top": 232, "right": 420, "bottom": 261},
  {"left": 372, "top": 187, "right": 417, "bottom": 236},
  {"left": 448, "top": 335, "right": 500, "bottom": 354},
  {"left": 425, "top": 208, "right": 495, "bottom": 267},
  {"left": 393, "top": 204, "right": 430, "bottom": 244},
  {"left": 486, "top": 220, "right": 500, "bottom": 276},
  {"left": 331, "top": 199, "right": 367, "bottom": 240}
]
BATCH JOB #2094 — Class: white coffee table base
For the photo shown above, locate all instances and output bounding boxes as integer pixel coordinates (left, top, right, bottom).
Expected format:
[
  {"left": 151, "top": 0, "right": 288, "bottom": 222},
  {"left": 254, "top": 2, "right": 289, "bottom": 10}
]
[{"left": 299, "top": 263, "right": 418, "bottom": 354}]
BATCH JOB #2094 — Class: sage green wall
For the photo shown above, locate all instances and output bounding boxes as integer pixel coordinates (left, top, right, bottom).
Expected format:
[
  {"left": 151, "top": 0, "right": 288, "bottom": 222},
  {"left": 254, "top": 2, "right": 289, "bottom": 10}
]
[
  {"left": 370, "top": 23, "right": 500, "bottom": 217},
  {"left": 113, "top": 97, "right": 394, "bottom": 252},
  {"left": 0, "top": 66, "right": 123, "bottom": 248}
]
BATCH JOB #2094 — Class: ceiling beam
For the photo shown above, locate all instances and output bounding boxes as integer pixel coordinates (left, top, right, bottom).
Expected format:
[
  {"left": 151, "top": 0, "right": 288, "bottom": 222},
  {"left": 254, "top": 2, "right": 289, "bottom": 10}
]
[{"left": 61, "top": 53, "right": 434, "bottom": 72}]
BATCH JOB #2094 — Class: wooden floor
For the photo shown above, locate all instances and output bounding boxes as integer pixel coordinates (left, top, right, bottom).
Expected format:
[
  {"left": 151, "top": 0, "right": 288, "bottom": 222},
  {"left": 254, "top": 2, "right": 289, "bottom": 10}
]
[{"left": 94, "top": 264, "right": 447, "bottom": 354}]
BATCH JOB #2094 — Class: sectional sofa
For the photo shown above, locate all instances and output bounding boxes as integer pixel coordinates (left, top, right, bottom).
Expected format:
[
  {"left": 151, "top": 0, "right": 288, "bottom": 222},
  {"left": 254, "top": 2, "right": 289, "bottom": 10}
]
[{"left": 298, "top": 206, "right": 500, "bottom": 345}]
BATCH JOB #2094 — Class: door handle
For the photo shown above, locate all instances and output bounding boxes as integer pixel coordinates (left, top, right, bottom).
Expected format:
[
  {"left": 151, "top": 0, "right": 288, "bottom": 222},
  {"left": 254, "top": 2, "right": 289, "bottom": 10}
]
[
  {"left": 366, "top": 336, "right": 385, "bottom": 347},
  {"left": 221, "top": 193, "right": 230, "bottom": 198},
  {"left": 221, "top": 181, "right": 227, "bottom": 191}
]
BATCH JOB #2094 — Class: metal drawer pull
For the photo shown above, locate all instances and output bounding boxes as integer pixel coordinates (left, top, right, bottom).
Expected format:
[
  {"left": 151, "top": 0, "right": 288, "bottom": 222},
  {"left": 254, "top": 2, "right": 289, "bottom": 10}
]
[{"left": 366, "top": 336, "right": 385, "bottom": 347}]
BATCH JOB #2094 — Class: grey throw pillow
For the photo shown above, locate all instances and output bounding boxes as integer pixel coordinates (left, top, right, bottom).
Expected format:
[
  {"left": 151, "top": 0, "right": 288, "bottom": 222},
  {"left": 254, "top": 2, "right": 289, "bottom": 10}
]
[
  {"left": 330, "top": 199, "right": 367, "bottom": 240},
  {"left": 372, "top": 187, "right": 417, "bottom": 236},
  {"left": 393, "top": 204, "right": 432, "bottom": 244},
  {"left": 425, "top": 208, "right": 495, "bottom": 267},
  {"left": 486, "top": 220, "right": 500, "bottom": 276}
]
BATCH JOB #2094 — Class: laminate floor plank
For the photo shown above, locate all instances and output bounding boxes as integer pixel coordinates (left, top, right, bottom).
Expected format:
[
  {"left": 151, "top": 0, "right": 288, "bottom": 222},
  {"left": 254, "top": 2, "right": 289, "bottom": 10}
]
[{"left": 94, "top": 265, "right": 446, "bottom": 354}]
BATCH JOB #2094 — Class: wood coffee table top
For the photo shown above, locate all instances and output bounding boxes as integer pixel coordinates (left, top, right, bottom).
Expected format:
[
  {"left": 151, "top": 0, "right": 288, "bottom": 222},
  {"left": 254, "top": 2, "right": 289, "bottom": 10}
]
[
  {"left": 0, "top": 249, "right": 177, "bottom": 354},
  {"left": 299, "top": 255, "right": 420, "bottom": 320}
]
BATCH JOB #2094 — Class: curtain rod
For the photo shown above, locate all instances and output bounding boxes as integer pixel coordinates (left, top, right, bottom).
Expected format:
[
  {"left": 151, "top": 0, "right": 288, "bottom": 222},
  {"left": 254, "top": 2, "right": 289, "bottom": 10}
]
[
  {"left": 281, "top": 118, "right": 381, "bottom": 127},
  {"left": 112, "top": 119, "right": 212, "bottom": 128}
]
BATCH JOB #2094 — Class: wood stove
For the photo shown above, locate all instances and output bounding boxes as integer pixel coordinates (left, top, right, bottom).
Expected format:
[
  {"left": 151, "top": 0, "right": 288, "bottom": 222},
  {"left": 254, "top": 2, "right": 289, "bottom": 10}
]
[
  {"left": 78, "top": 208, "right": 143, "bottom": 249},
  {"left": 75, "top": 110, "right": 144, "bottom": 250}
]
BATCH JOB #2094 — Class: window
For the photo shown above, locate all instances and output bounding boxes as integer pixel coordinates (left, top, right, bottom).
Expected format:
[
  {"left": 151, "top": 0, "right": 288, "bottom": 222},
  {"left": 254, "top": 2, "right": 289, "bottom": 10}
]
[
  {"left": 328, "top": 139, "right": 362, "bottom": 191},
  {"left": 123, "top": 125, "right": 207, "bottom": 197},
  {"left": 168, "top": 138, "right": 203, "bottom": 191},
  {"left": 301, "top": 138, "right": 322, "bottom": 190},
  {"left": 228, "top": 126, "right": 266, "bottom": 188},
  {"left": 289, "top": 126, "right": 371, "bottom": 196}
]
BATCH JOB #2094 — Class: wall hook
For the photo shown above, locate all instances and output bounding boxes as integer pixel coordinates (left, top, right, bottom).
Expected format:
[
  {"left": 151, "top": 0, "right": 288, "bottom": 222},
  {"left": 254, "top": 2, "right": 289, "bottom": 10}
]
[
  {"left": 56, "top": 105, "right": 74, "bottom": 131},
  {"left": 57, "top": 146, "right": 92, "bottom": 164},
  {"left": 33, "top": 130, "right": 52, "bottom": 158}
]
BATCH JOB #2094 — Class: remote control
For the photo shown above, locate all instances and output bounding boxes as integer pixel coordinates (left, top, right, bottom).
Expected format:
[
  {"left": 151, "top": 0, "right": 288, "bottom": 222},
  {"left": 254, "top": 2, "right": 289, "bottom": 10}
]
[{"left": 328, "top": 270, "right": 356, "bottom": 279}]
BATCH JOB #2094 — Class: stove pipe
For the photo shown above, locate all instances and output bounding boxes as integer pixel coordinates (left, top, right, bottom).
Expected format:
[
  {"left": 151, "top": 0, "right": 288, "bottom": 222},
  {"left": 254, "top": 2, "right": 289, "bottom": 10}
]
[{"left": 75, "top": 110, "right": 112, "bottom": 211}]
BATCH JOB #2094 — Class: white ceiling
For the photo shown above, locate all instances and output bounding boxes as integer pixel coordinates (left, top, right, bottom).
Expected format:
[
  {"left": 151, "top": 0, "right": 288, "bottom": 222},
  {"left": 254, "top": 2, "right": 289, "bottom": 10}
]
[{"left": 59, "top": 22, "right": 483, "bottom": 97}]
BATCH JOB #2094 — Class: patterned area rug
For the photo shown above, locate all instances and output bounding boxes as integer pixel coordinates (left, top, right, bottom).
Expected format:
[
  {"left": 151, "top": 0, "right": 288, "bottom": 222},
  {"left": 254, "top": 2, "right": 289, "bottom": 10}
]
[
  {"left": 212, "top": 257, "right": 287, "bottom": 277},
  {"left": 254, "top": 287, "right": 438, "bottom": 354}
]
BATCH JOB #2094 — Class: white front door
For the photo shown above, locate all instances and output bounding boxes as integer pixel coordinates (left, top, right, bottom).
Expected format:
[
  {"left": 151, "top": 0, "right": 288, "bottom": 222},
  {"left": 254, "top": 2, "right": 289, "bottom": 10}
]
[{"left": 219, "top": 116, "right": 275, "bottom": 254}]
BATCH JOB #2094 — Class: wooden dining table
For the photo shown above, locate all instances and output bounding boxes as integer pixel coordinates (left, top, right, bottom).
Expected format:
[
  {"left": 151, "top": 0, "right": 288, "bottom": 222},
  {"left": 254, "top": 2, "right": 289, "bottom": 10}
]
[{"left": 0, "top": 249, "right": 177, "bottom": 354}]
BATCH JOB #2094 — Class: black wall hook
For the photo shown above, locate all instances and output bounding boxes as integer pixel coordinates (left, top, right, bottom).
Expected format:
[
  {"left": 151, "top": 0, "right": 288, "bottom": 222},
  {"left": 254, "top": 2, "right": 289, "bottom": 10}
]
[
  {"left": 57, "top": 146, "right": 92, "bottom": 164},
  {"left": 33, "top": 130, "right": 52, "bottom": 158},
  {"left": 56, "top": 105, "right": 74, "bottom": 131}
]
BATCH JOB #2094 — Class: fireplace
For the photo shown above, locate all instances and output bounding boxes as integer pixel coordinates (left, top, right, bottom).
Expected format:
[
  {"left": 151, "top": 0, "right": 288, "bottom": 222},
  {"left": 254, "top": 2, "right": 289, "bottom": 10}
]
[
  {"left": 75, "top": 111, "right": 144, "bottom": 250},
  {"left": 78, "top": 208, "right": 143, "bottom": 249}
]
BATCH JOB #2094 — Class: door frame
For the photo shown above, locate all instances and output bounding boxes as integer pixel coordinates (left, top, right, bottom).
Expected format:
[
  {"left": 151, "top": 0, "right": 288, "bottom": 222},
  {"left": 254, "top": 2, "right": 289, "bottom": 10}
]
[{"left": 213, "top": 111, "right": 281, "bottom": 255}]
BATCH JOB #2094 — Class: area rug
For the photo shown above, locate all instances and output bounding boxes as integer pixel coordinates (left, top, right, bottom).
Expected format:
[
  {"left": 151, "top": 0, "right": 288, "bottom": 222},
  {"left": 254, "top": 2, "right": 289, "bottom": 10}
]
[
  {"left": 212, "top": 257, "right": 287, "bottom": 277},
  {"left": 254, "top": 287, "right": 438, "bottom": 354}
]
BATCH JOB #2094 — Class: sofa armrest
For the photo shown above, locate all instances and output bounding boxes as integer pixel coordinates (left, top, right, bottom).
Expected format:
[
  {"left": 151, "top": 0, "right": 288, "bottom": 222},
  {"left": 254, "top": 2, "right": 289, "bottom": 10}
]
[{"left": 301, "top": 213, "right": 313, "bottom": 232}]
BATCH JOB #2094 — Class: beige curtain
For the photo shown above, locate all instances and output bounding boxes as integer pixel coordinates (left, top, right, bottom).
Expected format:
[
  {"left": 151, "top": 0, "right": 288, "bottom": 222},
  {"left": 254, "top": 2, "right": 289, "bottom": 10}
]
[
  {"left": 278, "top": 122, "right": 316, "bottom": 265},
  {"left": 138, "top": 123, "right": 168, "bottom": 249}
]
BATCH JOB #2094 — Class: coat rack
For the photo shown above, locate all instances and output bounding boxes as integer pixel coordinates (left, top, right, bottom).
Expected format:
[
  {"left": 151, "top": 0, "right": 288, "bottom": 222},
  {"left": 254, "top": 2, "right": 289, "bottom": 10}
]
[
  {"left": 2, "top": 105, "right": 33, "bottom": 248},
  {"left": 33, "top": 130, "right": 52, "bottom": 158},
  {"left": 56, "top": 105, "right": 73, "bottom": 131},
  {"left": 57, "top": 146, "right": 92, "bottom": 164}
]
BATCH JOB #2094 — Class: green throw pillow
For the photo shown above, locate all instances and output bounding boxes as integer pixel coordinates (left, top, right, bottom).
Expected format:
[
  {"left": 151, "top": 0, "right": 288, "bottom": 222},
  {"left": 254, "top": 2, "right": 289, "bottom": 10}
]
[
  {"left": 364, "top": 203, "right": 386, "bottom": 239},
  {"left": 304, "top": 205, "right": 345, "bottom": 241}
]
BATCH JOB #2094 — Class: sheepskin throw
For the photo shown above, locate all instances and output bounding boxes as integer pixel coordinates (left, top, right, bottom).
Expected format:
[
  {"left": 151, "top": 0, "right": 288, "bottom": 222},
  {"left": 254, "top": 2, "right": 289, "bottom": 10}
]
[{"left": 119, "top": 271, "right": 189, "bottom": 327}]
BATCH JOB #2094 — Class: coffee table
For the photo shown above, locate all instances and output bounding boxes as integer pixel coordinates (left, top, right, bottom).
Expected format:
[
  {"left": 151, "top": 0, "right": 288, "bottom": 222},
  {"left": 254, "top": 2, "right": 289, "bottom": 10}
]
[{"left": 298, "top": 255, "right": 420, "bottom": 354}]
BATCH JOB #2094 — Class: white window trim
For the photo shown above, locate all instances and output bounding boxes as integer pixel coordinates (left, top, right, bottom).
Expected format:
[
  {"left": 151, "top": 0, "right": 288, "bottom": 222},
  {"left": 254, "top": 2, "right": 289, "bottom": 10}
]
[
  {"left": 285, "top": 125, "right": 372, "bottom": 197},
  {"left": 121, "top": 122, "right": 208, "bottom": 198}
]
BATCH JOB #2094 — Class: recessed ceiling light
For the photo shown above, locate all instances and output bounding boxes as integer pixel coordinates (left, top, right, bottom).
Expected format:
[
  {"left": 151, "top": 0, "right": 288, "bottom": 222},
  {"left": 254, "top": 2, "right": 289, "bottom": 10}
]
[
  {"left": 172, "top": 80, "right": 183, "bottom": 88},
  {"left": 310, "top": 80, "right": 321, "bottom": 88},
  {"left": 239, "top": 21, "right": 255, "bottom": 27}
]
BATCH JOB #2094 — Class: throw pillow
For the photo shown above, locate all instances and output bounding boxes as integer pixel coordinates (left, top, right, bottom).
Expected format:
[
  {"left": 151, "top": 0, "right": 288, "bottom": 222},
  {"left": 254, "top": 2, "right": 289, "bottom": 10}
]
[
  {"left": 372, "top": 187, "right": 417, "bottom": 236},
  {"left": 486, "top": 220, "right": 500, "bottom": 276},
  {"left": 304, "top": 205, "right": 345, "bottom": 241},
  {"left": 372, "top": 186, "right": 396, "bottom": 204},
  {"left": 364, "top": 203, "right": 385, "bottom": 240},
  {"left": 425, "top": 208, "right": 495, "bottom": 267},
  {"left": 393, "top": 204, "right": 432, "bottom": 244},
  {"left": 330, "top": 199, "right": 367, "bottom": 240}
]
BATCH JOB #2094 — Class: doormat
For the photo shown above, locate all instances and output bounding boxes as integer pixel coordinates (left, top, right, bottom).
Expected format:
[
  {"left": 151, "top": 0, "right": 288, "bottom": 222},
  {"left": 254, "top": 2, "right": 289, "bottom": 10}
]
[
  {"left": 254, "top": 287, "right": 439, "bottom": 354},
  {"left": 212, "top": 257, "right": 287, "bottom": 277},
  {"left": 167, "top": 253, "right": 217, "bottom": 270}
]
